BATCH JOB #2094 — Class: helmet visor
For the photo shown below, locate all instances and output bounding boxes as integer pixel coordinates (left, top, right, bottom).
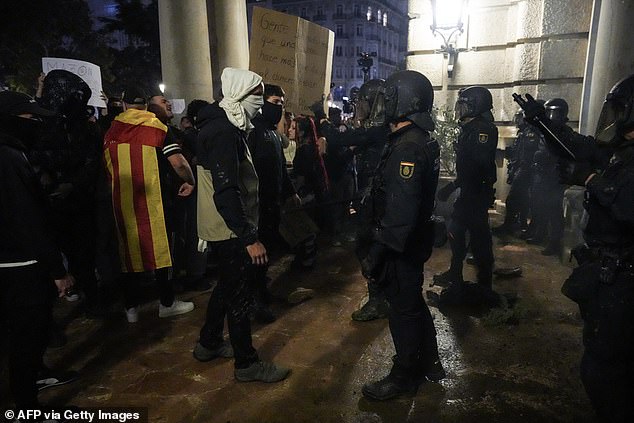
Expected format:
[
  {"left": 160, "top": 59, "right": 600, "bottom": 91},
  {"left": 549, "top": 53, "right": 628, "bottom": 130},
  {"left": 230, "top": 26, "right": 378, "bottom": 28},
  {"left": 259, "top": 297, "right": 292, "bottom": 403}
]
[
  {"left": 595, "top": 96, "right": 629, "bottom": 144},
  {"left": 368, "top": 92, "right": 385, "bottom": 126},
  {"left": 454, "top": 99, "right": 469, "bottom": 120}
]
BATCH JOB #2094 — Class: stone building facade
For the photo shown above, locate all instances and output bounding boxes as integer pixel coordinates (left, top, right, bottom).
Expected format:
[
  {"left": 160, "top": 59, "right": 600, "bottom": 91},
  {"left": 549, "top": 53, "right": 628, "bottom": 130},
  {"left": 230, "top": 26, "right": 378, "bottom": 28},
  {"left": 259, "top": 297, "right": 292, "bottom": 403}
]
[{"left": 407, "top": 0, "right": 593, "bottom": 130}]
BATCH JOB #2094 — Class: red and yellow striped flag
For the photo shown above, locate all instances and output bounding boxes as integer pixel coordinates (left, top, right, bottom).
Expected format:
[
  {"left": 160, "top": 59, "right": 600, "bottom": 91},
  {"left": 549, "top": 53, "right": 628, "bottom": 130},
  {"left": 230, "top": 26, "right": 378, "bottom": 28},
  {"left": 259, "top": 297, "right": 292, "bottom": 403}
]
[{"left": 103, "top": 108, "right": 172, "bottom": 273}]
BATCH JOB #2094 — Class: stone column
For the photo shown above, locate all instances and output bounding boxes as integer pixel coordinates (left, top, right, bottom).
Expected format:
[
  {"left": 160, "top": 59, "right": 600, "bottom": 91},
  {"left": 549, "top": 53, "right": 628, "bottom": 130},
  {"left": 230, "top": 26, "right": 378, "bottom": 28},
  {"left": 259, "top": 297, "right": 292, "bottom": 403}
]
[
  {"left": 580, "top": 0, "right": 634, "bottom": 135},
  {"left": 207, "top": 0, "right": 250, "bottom": 94},
  {"left": 158, "top": 0, "right": 214, "bottom": 105}
]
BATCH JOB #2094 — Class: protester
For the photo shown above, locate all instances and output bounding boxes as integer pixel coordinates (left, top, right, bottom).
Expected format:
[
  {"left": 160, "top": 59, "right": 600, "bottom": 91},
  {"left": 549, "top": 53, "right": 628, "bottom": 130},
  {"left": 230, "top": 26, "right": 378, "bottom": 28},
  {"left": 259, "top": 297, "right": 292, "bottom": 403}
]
[
  {"left": 0, "top": 91, "right": 76, "bottom": 411},
  {"left": 247, "top": 83, "right": 301, "bottom": 323},
  {"left": 103, "top": 87, "right": 195, "bottom": 323},
  {"left": 193, "top": 67, "right": 290, "bottom": 383}
]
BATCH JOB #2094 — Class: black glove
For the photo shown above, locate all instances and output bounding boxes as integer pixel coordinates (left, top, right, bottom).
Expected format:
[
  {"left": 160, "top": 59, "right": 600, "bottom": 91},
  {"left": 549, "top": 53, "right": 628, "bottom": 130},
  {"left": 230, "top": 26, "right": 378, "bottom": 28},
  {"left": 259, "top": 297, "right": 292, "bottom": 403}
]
[
  {"left": 522, "top": 94, "right": 546, "bottom": 125},
  {"left": 360, "top": 242, "right": 388, "bottom": 280},
  {"left": 557, "top": 159, "right": 596, "bottom": 186},
  {"left": 437, "top": 181, "right": 456, "bottom": 202}
]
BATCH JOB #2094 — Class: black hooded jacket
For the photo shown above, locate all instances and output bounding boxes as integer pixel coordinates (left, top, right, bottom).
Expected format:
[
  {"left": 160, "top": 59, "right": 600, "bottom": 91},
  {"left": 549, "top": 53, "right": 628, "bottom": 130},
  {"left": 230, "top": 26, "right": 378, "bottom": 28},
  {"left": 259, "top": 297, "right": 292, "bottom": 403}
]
[
  {"left": 0, "top": 132, "right": 66, "bottom": 278},
  {"left": 196, "top": 102, "right": 259, "bottom": 245}
]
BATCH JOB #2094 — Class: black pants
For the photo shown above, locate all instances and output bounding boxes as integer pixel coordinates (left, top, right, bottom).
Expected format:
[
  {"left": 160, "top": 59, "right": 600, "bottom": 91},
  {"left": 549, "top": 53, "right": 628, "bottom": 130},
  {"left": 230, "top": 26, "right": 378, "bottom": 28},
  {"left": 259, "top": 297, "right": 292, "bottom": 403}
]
[
  {"left": 120, "top": 267, "right": 174, "bottom": 309},
  {"left": 54, "top": 209, "right": 98, "bottom": 306},
  {"left": 0, "top": 265, "right": 54, "bottom": 408},
  {"left": 504, "top": 169, "right": 532, "bottom": 228},
  {"left": 381, "top": 255, "right": 440, "bottom": 378},
  {"left": 449, "top": 204, "right": 494, "bottom": 285},
  {"left": 199, "top": 239, "right": 258, "bottom": 369}
]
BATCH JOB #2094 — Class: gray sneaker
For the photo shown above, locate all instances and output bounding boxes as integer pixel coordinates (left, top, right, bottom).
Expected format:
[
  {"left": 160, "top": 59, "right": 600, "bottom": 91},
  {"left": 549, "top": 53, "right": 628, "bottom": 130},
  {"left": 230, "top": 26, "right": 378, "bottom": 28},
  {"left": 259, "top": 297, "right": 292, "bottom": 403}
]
[
  {"left": 234, "top": 361, "right": 291, "bottom": 383},
  {"left": 193, "top": 341, "right": 234, "bottom": 362},
  {"left": 351, "top": 298, "right": 389, "bottom": 321}
]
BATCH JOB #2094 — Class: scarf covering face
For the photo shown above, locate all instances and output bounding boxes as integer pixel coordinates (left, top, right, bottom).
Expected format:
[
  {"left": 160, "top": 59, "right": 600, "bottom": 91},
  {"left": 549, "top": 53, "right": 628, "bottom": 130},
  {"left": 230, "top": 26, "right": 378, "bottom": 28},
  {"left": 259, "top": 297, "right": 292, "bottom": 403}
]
[{"left": 218, "top": 68, "right": 263, "bottom": 131}]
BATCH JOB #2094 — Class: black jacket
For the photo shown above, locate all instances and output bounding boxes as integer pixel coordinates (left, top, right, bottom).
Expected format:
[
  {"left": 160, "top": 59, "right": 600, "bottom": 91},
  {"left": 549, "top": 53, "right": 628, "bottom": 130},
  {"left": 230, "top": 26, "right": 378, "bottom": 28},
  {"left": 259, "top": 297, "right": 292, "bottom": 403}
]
[
  {"left": 196, "top": 102, "right": 258, "bottom": 245},
  {"left": 247, "top": 114, "right": 295, "bottom": 205},
  {"left": 0, "top": 132, "right": 66, "bottom": 278},
  {"left": 454, "top": 117, "right": 498, "bottom": 209},
  {"left": 367, "top": 124, "right": 440, "bottom": 261}
]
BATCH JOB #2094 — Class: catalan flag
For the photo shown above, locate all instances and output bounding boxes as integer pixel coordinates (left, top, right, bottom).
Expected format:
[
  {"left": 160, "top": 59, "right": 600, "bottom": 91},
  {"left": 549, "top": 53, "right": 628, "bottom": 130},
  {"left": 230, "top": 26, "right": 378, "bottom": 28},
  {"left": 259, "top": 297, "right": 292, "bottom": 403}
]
[{"left": 103, "top": 108, "right": 172, "bottom": 273}]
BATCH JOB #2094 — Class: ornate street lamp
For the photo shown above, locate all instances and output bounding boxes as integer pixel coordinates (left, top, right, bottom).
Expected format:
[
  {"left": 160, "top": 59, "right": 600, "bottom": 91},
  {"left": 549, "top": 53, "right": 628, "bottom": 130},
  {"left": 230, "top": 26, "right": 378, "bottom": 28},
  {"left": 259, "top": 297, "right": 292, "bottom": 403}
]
[{"left": 430, "top": 0, "right": 468, "bottom": 78}]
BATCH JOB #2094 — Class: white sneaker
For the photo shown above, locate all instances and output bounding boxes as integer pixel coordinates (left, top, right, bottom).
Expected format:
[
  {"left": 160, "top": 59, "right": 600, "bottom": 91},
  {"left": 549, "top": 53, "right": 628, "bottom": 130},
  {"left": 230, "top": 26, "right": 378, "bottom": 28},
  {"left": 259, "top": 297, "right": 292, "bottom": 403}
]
[
  {"left": 125, "top": 307, "right": 139, "bottom": 323},
  {"left": 159, "top": 300, "right": 194, "bottom": 318}
]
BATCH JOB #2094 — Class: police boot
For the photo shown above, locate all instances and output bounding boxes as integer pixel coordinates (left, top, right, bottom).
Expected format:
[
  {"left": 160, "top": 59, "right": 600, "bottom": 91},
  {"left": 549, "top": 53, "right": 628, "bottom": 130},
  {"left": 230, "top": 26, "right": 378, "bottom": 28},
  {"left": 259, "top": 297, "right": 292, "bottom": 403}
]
[
  {"left": 352, "top": 280, "right": 389, "bottom": 321},
  {"left": 432, "top": 269, "right": 463, "bottom": 288},
  {"left": 362, "top": 364, "right": 419, "bottom": 401},
  {"left": 438, "top": 281, "right": 470, "bottom": 305}
]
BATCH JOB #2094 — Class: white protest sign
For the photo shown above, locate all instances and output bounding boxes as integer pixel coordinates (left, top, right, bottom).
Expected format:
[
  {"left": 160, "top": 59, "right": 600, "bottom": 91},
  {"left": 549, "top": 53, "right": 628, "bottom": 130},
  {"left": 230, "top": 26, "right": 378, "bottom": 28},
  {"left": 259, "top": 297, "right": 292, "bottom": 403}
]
[
  {"left": 169, "top": 99, "right": 186, "bottom": 115},
  {"left": 42, "top": 57, "right": 106, "bottom": 108}
]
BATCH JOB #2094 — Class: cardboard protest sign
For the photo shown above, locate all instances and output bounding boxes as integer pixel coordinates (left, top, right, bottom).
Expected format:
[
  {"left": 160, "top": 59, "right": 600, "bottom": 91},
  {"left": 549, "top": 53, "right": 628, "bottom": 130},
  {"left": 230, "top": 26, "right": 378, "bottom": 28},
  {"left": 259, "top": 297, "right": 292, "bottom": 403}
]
[
  {"left": 249, "top": 7, "right": 334, "bottom": 115},
  {"left": 42, "top": 58, "right": 106, "bottom": 108}
]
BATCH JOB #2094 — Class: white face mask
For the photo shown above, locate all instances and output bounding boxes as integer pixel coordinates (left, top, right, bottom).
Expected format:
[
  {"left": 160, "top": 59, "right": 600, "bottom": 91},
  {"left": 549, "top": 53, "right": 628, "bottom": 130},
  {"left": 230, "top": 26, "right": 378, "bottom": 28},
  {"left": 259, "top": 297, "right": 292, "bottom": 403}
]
[{"left": 241, "top": 94, "right": 264, "bottom": 119}]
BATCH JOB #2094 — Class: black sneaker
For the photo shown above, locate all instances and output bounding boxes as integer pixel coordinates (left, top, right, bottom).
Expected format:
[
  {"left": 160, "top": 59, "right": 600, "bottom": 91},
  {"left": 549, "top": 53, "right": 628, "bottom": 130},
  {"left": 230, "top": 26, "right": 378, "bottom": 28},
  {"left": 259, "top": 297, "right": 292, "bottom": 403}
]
[
  {"left": 362, "top": 375, "right": 418, "bottom": 401},
  {"left": 432, "top": 270, "right": 463, "bottom": 288},
  {"left": 36, "top": 369, "right": 79, "bottom": 392}
]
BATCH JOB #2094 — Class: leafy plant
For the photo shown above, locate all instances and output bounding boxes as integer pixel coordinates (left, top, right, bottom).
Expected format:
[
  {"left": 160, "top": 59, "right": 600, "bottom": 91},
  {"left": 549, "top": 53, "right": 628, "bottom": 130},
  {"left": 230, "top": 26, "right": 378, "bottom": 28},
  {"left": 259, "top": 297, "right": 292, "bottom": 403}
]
[{"left": 432, "top": 105, "right": 460, "bottom": 175}]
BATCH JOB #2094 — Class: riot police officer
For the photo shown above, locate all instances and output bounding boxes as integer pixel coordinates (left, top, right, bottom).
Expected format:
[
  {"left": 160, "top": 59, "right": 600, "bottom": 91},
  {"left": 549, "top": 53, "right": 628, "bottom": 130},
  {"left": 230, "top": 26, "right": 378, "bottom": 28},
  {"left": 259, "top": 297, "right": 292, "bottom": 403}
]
[
  {"left": 527, "top": 98, "right": 569, "bottom": 256},
  {"left": 494, "top": 111, "right": 541, "bottom": 235},
  {"left": 318, "top": 79, "right": 391, "bottom": 322},
  {"left": 358, "top": 70, "right": 444, "bottom": 401},
  {"left": 435, "top": 86, "right": 499, "bottom": 305},
  {"left": 519, "top": 75, "right": 634, "bottom": 421}
]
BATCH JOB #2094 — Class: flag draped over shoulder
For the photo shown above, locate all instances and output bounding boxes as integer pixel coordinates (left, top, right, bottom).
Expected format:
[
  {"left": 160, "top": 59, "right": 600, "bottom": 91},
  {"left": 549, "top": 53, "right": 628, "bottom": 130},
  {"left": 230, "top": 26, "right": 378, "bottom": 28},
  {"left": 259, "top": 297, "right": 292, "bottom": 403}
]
[{"left": 103, "top": 108, "right": 172, "bottom": 272}]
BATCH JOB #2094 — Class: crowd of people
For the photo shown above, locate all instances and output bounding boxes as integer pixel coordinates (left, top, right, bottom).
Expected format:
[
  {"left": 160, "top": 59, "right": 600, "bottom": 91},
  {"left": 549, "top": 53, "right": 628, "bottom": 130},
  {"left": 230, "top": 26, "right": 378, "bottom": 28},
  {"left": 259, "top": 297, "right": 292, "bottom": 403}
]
[{"left": 1, "top": 64, "right": 633, "bottom": 422}]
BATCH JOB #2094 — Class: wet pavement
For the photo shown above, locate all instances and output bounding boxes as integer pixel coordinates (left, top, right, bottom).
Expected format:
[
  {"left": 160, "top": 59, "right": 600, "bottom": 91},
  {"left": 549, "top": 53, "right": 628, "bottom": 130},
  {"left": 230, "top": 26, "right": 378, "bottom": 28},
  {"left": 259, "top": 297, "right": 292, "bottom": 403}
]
[{"left": 2, "top": 228, "right": 596, "bottom": 422}]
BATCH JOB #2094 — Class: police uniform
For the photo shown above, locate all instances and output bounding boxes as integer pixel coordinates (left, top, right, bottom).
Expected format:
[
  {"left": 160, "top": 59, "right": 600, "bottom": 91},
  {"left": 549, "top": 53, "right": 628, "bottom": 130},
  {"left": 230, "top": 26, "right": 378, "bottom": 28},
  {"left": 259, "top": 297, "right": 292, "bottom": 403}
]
[
  {"left": 519, "top": 75, "right": 634, "bottom": 420},
  {"left": 449, "top": 116, "right": 498, "bottom": 286},
  {"left": 502, "top": 126, "right": 541, "bottom": 231},
  {"left": 559, "top": 132, "right": 634, "bottom": 420},
  {"left": 363, "top": 123, "right": 442, "bottom": 389}
]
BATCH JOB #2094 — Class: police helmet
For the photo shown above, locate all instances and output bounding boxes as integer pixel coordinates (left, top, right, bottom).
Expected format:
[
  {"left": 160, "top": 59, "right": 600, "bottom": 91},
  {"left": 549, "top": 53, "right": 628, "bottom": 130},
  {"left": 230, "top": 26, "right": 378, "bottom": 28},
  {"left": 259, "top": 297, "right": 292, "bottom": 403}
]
[
  {"left": 544, "top": 98, "right": 569, "bottom": 124},
  {"left": 382, "top": 70, "right": 434, "bottom": 131},
  {"left": 455, "top": 86, "right": 493, "bottom": 121},
  {"left": 358, "top": 79, "right": 385, "bottom": 104},
  {"left": 595, "top": 74, "right": 634, "bottom": 145}
]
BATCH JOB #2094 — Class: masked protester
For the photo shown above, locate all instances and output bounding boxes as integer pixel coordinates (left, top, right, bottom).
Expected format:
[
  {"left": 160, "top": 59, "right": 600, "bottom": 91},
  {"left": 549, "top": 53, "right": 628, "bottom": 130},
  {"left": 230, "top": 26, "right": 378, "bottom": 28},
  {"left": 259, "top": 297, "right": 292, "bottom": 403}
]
[
  {"left": 519, "top": 74, "right": 634, "bottom": 421},
  {"left": 434, "top": 86, "right": 500, "bottom": 306},
  {"left": 246, "top": 84, "right": 300, "bottom": 324},
  {"left": 358, "top": 70, "right": 445, "bottom": 401},
  {"left": 0, "top": 91, "right": 76, "bottom": 411},
  {"left": 193, "top": 67, "right": 291, "bottom": 383},
  {"left": 30, "top": 70, "right": 104, "bottom": 315}
]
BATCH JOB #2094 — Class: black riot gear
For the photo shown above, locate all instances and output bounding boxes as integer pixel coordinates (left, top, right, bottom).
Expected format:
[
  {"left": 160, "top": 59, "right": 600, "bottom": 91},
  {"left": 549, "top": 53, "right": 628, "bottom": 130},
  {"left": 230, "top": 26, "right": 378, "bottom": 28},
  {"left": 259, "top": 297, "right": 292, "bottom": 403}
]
[
  {"left": 381, "top": 70, "right": 434, "bottom": 131},
  {"left": 544, "top": 98, "right": 569, "bottom": 124},
  {"left": 39, "top": 70, "right": 91, "bottom": 120},
  {"left": 455, "top": 86, "right": 493, "bottom": 121},
  {"left": 595, "top": 73, "right": 634, "bottom": 145}
]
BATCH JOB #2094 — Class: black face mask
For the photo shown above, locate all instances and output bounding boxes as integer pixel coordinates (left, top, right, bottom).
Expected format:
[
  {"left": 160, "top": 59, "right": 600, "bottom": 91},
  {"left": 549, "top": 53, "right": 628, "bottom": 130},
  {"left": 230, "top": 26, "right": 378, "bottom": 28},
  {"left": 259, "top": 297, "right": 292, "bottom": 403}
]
[
  {"left": 0, "top": 115, "right": 44, "bottom": 149},
  {"left": 261, "top": 101, "right": 283, "bottom": 126}
]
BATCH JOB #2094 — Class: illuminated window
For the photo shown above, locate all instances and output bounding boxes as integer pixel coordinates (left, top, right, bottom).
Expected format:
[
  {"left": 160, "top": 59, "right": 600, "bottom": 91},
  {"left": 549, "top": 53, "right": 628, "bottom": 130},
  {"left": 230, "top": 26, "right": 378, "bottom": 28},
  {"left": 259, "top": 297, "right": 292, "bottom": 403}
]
[
  {"left": 367, "top": 6, "right": 372, "bottom": 21},
  {"left": 383, "top": 12, "right": 387, "bottom": 26},
  {"left": 377, "top": 9, "right": 381, "bottom": 22}
]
